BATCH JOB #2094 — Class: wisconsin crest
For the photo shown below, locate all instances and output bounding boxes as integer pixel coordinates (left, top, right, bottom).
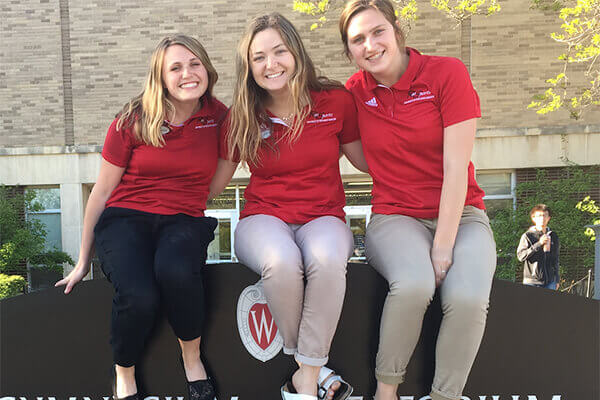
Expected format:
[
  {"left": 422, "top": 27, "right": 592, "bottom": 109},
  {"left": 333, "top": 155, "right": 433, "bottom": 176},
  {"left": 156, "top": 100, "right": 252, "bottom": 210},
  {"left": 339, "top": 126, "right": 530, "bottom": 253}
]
[{"left": 237, "top": 281, "right": 283, "bottom": 362}]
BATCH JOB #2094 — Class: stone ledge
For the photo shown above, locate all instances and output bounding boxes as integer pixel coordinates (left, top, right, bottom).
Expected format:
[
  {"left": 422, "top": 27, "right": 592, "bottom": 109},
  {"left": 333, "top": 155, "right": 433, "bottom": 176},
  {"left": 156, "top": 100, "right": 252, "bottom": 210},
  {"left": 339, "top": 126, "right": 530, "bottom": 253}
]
[{"left": 0, "top": 145, "right": 102, "bottom": 156}]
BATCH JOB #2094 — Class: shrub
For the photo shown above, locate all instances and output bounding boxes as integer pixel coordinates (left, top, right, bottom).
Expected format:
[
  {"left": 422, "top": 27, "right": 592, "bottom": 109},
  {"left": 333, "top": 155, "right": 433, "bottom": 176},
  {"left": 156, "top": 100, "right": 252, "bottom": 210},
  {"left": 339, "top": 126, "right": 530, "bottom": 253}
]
[{"left": 0, "top": 273, "right": 27, "bottom": 299}]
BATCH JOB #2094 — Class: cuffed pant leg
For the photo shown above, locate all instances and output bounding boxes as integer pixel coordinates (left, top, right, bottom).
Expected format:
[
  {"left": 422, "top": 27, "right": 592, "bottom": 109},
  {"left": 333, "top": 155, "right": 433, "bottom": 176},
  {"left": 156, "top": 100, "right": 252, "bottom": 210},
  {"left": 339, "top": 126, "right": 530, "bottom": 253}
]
[
  {"left": 432, "top": 207, "right": 496, "bottom": 400},
  {"left": 94, "top": 208, "right": 160, "bottom": 367},
  {"left": 234, "top": 214, "right": 304, "bottom": 354},
  {"left": 365, "top": 214, "right": 436, "bottom": 384},
  {"left": 293, "top": 216, "right": 354, "bottom": 366},
  {"left": 153, "top": 215, "right": 217, "bottom": 341}
]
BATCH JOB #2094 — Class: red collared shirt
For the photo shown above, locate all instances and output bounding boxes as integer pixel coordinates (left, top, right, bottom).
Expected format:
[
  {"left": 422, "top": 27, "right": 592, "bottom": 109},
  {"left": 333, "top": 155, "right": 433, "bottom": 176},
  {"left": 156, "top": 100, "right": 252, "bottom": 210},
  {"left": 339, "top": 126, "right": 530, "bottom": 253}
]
[
  {"left": 102, "top": 97, "right": 228, "bottom": 217},
  {"left": 222, "top": 89, "right": 360, "bottom": 224},
  {"left": 346, "top": 48, "right": 485, "bottom": 218}
]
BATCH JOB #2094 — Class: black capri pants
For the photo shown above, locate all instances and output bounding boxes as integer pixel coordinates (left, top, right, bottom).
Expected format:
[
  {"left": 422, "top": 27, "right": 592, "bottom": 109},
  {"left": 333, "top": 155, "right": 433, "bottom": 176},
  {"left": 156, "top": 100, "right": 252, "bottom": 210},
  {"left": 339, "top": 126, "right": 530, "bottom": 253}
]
[{"left": 94, "top": 207, "right": 218, "bottom": 367}]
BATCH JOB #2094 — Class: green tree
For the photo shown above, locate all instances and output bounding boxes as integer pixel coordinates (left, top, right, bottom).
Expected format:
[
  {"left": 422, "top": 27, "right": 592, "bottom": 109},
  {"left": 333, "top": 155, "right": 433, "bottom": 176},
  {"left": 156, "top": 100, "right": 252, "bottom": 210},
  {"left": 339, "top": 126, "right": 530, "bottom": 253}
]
[
  {"left": 292, "top": 0, "right": 499, "bottom": 32},
  {"left": 0, "top": 186, "right": 46, "bottom": 275},
  {"left": 0, "top": 186, "right": 73, "bottom": 277},
  {"left": 529, "top": 0, "right": 600, "bottom": 119}
]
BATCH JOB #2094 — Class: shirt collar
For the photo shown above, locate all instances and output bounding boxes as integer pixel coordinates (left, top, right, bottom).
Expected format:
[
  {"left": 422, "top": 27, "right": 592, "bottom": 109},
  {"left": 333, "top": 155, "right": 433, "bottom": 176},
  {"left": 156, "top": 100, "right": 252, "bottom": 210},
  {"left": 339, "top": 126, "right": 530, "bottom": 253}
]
[
  {"left": 363, "top": 47, "right": 423, "bottom": 92},
  {"left": 191, "top": 96, "right": 217, "bottom": 119}
]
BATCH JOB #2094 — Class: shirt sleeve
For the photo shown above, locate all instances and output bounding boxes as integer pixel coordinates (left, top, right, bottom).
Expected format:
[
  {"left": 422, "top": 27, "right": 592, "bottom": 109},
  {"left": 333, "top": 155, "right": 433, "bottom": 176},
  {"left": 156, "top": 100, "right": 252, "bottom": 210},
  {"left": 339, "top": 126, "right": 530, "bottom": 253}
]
[
  {"left": 339, "top": 90, "right": 360, "bottom": 144},
  {"left": 101, "top": 118, "right": 134, "bottom": 168},
  {"left": 516, "top": 232, "right": 543, "bottom": 262},
  {"left": 438, "top": 57, "right": 481, "bottom": 128}
]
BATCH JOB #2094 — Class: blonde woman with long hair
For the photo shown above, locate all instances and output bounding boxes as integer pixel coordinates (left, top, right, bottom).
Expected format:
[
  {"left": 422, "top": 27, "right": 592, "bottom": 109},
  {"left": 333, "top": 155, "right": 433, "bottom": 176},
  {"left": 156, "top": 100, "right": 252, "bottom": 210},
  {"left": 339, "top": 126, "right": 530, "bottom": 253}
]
[
  {"left": 219, "top": 12, "right": 369, "bottom": 400},
  {"left": 56, "top": 35, "right": 229, "bottom": 400}
]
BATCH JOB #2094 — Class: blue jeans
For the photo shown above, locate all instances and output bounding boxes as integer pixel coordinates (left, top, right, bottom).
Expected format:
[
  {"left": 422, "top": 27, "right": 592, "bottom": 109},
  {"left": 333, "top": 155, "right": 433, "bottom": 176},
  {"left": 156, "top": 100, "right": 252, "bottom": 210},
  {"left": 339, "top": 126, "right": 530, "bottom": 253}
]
[{"left": 525, "top": 281, "right": 558, "bottom": 290}]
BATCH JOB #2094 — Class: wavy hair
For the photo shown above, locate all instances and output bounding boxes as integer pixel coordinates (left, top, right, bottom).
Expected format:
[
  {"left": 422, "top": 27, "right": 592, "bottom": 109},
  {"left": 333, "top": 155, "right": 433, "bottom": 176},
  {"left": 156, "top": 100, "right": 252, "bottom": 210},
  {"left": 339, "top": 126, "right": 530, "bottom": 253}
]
[
  {"left": 227, "top": 13, "right": 342, "bottom": 165},
  {"left": 116, "top": 34, "right": 219, "bottom": 147}
]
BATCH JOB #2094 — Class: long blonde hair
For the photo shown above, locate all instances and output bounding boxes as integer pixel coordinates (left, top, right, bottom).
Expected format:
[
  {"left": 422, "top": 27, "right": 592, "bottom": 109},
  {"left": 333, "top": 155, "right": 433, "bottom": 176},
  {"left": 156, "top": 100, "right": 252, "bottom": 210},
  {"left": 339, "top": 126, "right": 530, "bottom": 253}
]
[
  {"left": 116, "top": 35, "right": 219, "bottom": 147},
  {"left": 227, "top": 13, "right": 342, "bottom": 165}
]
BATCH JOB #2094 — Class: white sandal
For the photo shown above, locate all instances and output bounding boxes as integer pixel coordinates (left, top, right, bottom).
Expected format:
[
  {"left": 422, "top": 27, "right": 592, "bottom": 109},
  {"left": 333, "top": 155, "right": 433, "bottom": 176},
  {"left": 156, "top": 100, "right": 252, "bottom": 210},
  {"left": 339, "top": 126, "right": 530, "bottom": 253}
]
[
  {"left": 317, "top": 366, "right": 353, "bottom": 400},
  {"left": 281, "top": 381, "right": 318, "bottom": 400}
]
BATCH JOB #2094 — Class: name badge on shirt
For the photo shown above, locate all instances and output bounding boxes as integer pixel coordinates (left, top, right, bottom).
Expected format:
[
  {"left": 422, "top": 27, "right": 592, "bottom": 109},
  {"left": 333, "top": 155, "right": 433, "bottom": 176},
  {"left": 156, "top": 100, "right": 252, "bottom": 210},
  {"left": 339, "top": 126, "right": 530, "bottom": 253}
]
[
  {"left": 195, "top": 118, "right": 218, "bottom": 129},
  {"left": 306, "top": 112, "right": 336, "bottom": 124},
  {"left": 404, "top": 90, "right": 435, "bottom": 104}
]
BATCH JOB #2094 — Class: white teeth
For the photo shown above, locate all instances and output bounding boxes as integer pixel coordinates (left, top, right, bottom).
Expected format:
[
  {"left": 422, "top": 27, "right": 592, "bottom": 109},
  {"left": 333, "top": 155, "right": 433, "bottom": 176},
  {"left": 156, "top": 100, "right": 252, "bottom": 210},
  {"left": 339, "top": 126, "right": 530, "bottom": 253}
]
[
  {"left": 180, "top": 82, "right": 198, "bottom": 88},
  {"left": 367, "top": 51, "right": 384, "bottom": 61},
  {"left": 266, "top": 72, "right": 284, "bottom": 79}
]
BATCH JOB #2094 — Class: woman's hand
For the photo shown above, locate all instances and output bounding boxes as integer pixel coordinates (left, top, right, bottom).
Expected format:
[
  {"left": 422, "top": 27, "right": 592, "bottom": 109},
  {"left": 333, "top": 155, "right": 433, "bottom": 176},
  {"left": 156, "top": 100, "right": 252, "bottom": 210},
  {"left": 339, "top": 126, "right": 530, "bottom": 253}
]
[
  {"left": 55, "top": 260, "right": 91, "bottom": 294},
  {"left": 431, "top": 245, "right": 453, "bottom": 287}
]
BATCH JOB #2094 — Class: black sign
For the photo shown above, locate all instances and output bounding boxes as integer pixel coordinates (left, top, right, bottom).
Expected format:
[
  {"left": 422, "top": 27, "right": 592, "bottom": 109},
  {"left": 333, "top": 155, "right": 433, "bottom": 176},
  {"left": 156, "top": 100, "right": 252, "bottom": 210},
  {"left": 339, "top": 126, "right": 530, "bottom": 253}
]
[{"left": 1, "top": 263, "right": 598, "bottom": 399}]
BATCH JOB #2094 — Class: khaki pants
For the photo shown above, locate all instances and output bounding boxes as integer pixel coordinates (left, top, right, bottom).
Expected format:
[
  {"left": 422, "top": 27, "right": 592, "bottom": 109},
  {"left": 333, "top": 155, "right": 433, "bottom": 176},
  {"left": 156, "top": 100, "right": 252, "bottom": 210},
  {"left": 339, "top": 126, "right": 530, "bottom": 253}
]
[
  {"left": 365, "top": 206, "right": 496, "bottom": 400},
  {"left": 235, "top": 214, "right": 354, "bottom": 366}
]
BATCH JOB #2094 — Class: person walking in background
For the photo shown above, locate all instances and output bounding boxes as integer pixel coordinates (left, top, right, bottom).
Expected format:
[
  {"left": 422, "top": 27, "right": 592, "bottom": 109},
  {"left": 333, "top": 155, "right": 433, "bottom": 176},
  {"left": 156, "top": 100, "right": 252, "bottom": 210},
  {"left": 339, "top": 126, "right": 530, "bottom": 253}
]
[
  {"left": 56, "top": 35, "right": 229, "bottom": 400},
  {"left": 221, "top": 12, "right": 368, "bottom": 400},
  {"left": 340, "top": 1, "right": 497, "bottom": 399},
  {"left": 517, "top": 204, "right": 560, "bottom": 290}
]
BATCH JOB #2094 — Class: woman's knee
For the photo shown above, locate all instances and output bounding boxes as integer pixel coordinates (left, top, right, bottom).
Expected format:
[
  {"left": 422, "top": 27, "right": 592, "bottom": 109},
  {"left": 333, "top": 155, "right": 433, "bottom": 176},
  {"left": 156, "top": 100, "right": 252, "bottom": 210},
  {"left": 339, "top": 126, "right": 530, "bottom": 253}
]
[
  {"left": 154, "top": 254, "right": 202, "bottom": 290},
  {"left": 388, "top": 278, "right": 435, "bottom": 307},
  {"left": 117, "top": 288, "right": 160, "bottom": 318},
  {"left": 304, "top": 243, "right": 349, "bottom": 277},
  {"left": 442, "top": 290, "right": 490, "bottom": 317},
  {"left": 260, "top": 246, "right": 303, "bottom": 281}
]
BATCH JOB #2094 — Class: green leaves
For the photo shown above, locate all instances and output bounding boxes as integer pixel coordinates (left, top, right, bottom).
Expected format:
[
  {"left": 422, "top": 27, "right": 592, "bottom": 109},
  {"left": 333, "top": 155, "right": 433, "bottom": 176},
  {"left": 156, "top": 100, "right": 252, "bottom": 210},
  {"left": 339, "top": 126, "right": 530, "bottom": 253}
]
[
  {"left": 576, "top": 196, "right": 599, "bottom": 240},
  {"left": 430, "top": 0, "right": 501, "bottom": 24},
  {"left": 0, "top": 186, "right": 72, "bottom": 277},
  {"left": 530, "top": 0, "right": 600, "bottom": 118},
  {"left": 0, "top": 274, "right": 26, "bottom": 300}
]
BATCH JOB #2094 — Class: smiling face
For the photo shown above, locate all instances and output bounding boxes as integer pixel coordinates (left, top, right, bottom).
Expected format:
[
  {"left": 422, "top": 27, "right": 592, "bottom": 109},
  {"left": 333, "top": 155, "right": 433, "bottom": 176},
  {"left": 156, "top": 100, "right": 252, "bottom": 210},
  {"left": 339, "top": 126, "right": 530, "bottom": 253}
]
[
  {"left": 345, "top": 8, "right": 405, "bottom": 85},
  {"left": 249, "top": 28, "right": 296, "bottom": 97},
  {"left": 162, "top": 44, "right": 208, "bottom": 107}
]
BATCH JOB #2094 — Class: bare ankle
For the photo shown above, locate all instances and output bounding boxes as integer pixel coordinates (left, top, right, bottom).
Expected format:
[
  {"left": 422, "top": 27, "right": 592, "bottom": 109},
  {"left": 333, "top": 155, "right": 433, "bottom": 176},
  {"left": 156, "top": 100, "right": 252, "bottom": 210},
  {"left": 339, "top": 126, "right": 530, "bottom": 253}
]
[{"left": 375, "top": 381, "right": 398, "bottom": 400}]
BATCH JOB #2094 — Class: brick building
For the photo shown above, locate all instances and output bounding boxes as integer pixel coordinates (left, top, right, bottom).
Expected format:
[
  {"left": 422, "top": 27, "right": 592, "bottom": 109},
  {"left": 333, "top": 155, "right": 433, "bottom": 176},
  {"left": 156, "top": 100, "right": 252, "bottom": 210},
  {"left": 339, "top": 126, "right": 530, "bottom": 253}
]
[{"left": 1, "top": 1, "right": 598, "bottom": 279}]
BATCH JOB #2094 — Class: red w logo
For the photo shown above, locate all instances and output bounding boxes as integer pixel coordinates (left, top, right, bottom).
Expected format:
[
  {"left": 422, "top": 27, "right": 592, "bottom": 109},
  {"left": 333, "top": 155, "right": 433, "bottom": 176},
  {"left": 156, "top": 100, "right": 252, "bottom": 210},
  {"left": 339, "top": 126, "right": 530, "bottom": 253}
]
[{"left": 248, "top": 303, "right": 278, "bottom": 350}]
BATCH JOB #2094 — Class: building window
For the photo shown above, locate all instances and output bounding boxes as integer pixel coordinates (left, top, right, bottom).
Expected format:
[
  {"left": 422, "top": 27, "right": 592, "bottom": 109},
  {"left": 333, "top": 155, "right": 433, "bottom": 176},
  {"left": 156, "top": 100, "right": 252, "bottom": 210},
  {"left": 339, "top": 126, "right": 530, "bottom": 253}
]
[
  {"left": 344, "top": 180, "right": 373, "bottom": 261},
  {"left": 476, "top": 171, "right": 515, "bottom": 218},
  {"left": 25, "top": 187, "right": 62, "bottom": 251},
  {"left": 205, "top": 184, "right": 245, "bottom": 263}
]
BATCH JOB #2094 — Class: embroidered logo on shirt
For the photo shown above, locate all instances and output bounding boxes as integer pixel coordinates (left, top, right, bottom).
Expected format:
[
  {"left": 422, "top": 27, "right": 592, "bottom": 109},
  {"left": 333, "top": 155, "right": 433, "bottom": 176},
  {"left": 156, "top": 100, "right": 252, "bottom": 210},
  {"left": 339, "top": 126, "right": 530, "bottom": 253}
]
[
  {"left": 365, "top": 97, "right": 378, "bottom": 107},
  {"left": 306, "top": 112, "right": 336, "bottom": 124},
  {"left": 195, "top": 118, "right": 218, "bottom": 129},
  {"left": 404, "top": 90, "right": 435, "bottom": 104}
]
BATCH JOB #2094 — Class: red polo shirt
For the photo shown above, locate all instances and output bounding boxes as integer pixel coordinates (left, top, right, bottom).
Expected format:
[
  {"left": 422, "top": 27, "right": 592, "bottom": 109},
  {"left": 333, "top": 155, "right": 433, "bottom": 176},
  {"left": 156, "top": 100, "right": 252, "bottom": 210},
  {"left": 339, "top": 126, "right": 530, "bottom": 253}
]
[
  {"left": 221, "top": 89, "right": 359, "bottom": 224},
  {"left": 346, "top": 48, "right": 485, "bottom": 218},
  {"left": 102, "top": 97, "right": 227, "bottom": 217}
]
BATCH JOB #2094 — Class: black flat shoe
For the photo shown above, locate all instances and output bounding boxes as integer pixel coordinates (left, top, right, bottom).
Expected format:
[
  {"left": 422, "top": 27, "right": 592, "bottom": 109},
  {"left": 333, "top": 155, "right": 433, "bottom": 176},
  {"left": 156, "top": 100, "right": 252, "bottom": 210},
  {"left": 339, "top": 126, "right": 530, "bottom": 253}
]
[
  {"left": 187, "top": 377, "right": 215, "bottom": 400},
  {"left": 112, "top": 365, "right": 140, "bottom": 400}
]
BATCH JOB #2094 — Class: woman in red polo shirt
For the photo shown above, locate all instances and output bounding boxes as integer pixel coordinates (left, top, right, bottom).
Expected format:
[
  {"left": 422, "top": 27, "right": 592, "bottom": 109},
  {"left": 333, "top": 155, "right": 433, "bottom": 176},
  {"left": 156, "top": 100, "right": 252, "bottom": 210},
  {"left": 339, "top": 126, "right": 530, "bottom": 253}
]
[
  {"left": 340, "top": 1, "right": 497, "bottom": 400},
  {"left": 55, "top": 35, "right": 227, "bottom": 400},
  {"left": 221, "top": 12, "right": 367, "bottom": 400}
]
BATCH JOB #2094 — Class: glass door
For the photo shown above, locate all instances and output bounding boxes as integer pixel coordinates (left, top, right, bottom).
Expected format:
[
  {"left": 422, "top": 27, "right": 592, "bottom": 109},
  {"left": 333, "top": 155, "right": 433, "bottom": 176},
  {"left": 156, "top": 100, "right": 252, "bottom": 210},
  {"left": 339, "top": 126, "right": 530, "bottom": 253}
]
[
  {"left": 205, "top": 209, "right": 239, "bottom": 263},
  {"left": 344, "top": 205, "right": 372, "bottom": 261}
]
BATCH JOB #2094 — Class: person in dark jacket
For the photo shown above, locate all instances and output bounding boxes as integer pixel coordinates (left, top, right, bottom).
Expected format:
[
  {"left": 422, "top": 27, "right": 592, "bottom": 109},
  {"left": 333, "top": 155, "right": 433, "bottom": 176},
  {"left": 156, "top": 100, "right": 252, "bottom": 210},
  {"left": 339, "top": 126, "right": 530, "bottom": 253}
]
[{"left": 517, "top": 204, "right": 560, "bottom": 290}]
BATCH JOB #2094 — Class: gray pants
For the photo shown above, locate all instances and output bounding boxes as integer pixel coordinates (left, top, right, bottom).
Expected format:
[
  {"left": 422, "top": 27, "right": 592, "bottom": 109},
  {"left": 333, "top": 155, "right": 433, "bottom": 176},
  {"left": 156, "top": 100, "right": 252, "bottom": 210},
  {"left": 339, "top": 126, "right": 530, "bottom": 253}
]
[
  {"left": 235, "top": 214, "right": 354, "bottom": 366},
  {"left": 365, "top": 206, "right": 496, "bottom": 400}
]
